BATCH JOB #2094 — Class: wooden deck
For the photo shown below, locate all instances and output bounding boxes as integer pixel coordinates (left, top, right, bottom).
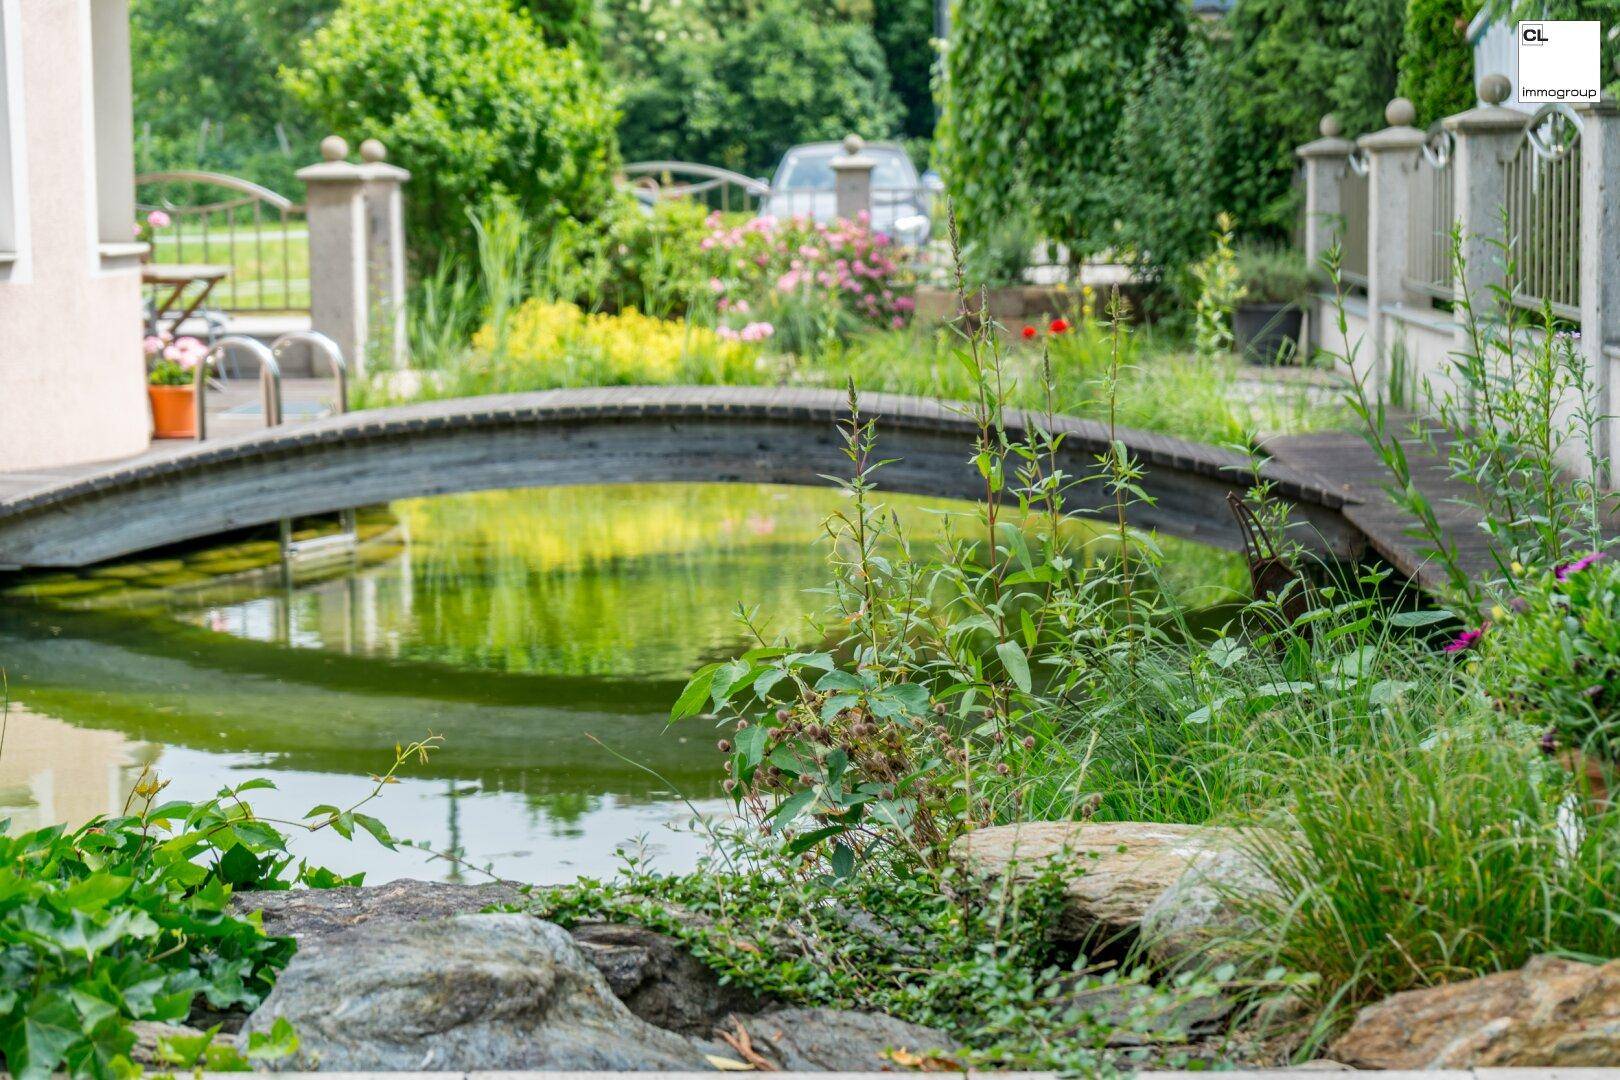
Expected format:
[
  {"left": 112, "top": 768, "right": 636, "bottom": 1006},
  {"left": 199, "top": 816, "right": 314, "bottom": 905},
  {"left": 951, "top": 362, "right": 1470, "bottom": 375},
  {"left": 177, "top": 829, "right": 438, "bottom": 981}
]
[
  {"left": 1267, "top": 416, "right": 1501, "bottom": 593},
  {"left": 0, "top": 378, "right": 343, "bottom": 505}
]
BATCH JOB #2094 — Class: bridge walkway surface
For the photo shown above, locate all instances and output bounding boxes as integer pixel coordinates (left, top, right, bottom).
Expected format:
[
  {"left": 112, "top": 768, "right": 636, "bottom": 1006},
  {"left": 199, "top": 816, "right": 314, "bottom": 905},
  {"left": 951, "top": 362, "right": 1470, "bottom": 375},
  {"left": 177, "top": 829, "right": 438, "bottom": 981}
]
[
  {"left": 0, "top": 386, "right": 1510, "bottom": 589},
  {"left": 1266, "top": 414, "right": 1502, "bottom": 594},
  {"left": 0, "top": 378, "right": 342, "bottom": 504}
]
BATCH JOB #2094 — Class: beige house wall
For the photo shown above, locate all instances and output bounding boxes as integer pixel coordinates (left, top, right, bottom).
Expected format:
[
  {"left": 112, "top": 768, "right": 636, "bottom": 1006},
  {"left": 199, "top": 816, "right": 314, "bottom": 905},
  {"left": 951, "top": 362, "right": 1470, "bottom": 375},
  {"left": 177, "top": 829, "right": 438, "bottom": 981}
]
[{"left": 0, "top": 0, "right": 149, "bottom": 472}]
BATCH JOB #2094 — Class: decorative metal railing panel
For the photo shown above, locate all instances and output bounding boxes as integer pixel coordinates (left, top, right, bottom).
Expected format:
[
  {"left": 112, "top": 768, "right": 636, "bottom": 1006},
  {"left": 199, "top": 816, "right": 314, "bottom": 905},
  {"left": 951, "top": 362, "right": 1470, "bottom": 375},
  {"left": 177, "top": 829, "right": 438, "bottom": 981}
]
[
  {"left": 1339, "top": 151, "right": 1370, "bottom": 287},
  {"left": 1403, "top": 124, "right": 1456, "bottom": 302},
  {"left": 137, "top": 171, "right": 307, "bottom": 313},
  {"left": 1505, "top": 104, "right": 1582, "bottom": 321},
  {"left": 620, "top": 162, "right": 772, "bottom": 215}
]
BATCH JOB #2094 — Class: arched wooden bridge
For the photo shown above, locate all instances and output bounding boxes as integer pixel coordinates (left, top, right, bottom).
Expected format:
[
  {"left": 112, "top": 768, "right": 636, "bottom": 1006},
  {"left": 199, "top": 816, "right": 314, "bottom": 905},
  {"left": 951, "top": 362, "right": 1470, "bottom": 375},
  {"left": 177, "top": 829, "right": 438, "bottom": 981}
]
[{"left": 0, "top": 386, "right": 1372, "bottom": 570}]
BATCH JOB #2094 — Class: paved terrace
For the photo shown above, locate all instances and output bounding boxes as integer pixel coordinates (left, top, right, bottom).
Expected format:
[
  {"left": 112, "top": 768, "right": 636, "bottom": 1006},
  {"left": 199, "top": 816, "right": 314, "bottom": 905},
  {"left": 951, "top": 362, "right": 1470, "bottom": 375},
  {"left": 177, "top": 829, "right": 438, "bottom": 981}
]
[{"left": 0, "top": 385, "right": 1494, "bottom": 587}]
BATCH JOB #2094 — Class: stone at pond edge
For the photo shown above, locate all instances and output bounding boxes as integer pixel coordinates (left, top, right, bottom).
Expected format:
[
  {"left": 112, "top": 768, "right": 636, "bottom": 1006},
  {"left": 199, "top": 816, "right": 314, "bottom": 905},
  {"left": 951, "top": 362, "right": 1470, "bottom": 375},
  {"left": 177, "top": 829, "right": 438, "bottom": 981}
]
[
  {"left": 951, "top": 821, "right": 1244, "bottom": 951},
  {"left": 232, "top": 878, "right": 526, "bottom": 942},
  {"left": 242, "top": 913, "right": 714, "bottom": 1071},
  {"left": 1330, "top": 954, "right": 1620, "bottom": 1068},
  {"left": 572, "top": 920, "right": 769, "bottom": 1035},
  {"left": 721, "top": 1006, "right": 961, "bottom": 1071}
]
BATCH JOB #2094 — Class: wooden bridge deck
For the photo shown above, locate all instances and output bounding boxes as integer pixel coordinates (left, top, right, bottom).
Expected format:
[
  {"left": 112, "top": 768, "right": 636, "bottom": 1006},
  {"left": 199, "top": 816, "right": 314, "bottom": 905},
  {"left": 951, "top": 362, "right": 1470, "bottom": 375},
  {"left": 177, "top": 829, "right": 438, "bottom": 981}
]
[
  {"left": 1267, "top": 417, "right": 1501, "bottom": 593},
  {"left": 0, "top": 386, "right": 1521, "bottom": 590}
]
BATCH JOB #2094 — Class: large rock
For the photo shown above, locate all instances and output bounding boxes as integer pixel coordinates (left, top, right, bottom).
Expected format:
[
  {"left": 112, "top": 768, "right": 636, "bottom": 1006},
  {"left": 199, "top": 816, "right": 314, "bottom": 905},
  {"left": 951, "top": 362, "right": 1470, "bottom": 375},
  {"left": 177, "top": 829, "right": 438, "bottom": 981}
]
[
  {"left": 231, "top": 878, "right": 525, "bottom": 942},
  {"left": 952, "top": 821, "right": 1241, "bottom": 950},
  {"left": 572, "top": 920, "right": 767, "bottom": 1035},
  {"left": 1138, "top": 844, "right": 1277, "bottom": 971},
  {"left": 726, "top": 1007, "right": 958, "bottom": 1070},
  {"left": 1331, "top": 955, "right": 1620, "bottom": 1068},
  {"left": 241, "top": 913, "right": 714, "bottom": 1071}
]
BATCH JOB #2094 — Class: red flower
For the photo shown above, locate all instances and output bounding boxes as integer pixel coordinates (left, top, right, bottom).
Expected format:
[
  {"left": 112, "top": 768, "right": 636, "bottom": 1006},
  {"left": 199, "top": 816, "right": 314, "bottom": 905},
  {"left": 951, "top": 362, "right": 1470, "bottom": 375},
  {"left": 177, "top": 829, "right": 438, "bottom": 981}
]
[
  {"left": 1049, "top": 317, "right": 1070, "bottom": 334},
  {"left": 1020, "top": 325, "right": 1037, "bottom": 340}
]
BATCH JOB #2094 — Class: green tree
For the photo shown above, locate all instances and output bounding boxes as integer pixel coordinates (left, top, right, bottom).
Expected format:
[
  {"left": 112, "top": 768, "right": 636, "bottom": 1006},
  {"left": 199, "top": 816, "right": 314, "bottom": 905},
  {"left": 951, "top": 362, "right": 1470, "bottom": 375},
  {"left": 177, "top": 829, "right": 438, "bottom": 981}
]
[
  {"left": 131, "top": 0, "right": 327, "bottom": 192},
  {"left": 873, "top": 0, "right": 938, "bottom": 141},
  {"left": 936, "top": 0, "right": 1186, "bottom": 257},
  {"left": 284, "top": 0, "right": 619, "bottom": 267},
  {"left": 1398, "top": 0, "right": 1480, "bottom": 123},
  {"left": 1218, "top": 0, "right": 1405, "bottom": 235},
  {"left": 515, "top": 0, "right": 601, "bottom": 58},
  {"left": 615, "top": 0, "right": 902, "bottom": 175}
]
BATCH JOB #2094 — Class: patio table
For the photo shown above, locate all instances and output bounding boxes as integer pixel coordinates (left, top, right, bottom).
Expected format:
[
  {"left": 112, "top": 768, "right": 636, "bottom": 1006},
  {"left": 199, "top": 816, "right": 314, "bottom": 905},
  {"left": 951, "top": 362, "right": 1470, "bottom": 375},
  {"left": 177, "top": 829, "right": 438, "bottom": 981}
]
[{"left": 142, "top": 262, "right": 230, "bottom": 339}]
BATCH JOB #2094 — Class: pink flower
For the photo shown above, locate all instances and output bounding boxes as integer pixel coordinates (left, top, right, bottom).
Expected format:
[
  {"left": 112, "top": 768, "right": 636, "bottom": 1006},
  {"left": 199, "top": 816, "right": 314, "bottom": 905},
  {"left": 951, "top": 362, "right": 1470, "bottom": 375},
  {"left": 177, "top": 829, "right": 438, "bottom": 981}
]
[
  {"left": 142, "top": 335, "right": 166, "bottom": 357},
  {"left": 739, "top": 321, "right": 775, "bottom": 342},
  {"left": 709, "top": 277, "right": 726, "bottom": 293},
  {"left": 891, "top": 315, "right": 905, "bottom": 329},
  {"left": 146, "top": 209, "right": 171, "bottom": 229},
  {"left": 163, "top": 336, "right": 208, "bottom": 369},
  {"left": 1555, "top": 551, "right": 1607, "bottom": 581},
  {"left": 892, "top": 296, "right": 915, "bottom": 313},
  {"left": 1442, "top": 625, "right": 1486, "bottom": 653},
  {"left": 776, "top": 270, "right": 802, "bottom": 292}
]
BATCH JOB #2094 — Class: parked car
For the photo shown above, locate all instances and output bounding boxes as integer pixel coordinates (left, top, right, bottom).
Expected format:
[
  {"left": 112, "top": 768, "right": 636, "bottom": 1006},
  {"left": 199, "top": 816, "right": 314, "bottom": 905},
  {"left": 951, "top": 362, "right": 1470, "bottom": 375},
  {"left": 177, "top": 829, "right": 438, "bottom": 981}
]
[{"left": 760, "top": 141, "right": 938, "bottom": 246}]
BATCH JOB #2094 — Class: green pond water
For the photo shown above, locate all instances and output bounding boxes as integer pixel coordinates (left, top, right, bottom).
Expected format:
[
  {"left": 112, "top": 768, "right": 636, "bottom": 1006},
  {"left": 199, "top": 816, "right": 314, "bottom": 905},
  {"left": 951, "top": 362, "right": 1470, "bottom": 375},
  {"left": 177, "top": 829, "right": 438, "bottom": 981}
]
[{"left": 0, "top": 483, "right": 1246, "bottom": 884}]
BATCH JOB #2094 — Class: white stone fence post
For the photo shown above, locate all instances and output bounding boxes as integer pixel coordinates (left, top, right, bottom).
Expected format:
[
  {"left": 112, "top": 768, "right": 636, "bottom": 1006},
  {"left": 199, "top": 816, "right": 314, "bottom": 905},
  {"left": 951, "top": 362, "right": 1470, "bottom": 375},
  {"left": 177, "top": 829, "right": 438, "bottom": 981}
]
[{"left": 296, "top": 136, "right": 411, "bottom": 374}]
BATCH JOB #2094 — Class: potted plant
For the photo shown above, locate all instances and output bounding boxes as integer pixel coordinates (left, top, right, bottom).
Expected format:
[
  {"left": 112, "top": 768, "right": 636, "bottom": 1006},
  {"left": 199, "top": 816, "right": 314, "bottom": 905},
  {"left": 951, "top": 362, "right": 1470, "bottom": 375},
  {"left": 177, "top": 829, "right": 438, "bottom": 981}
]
[
  {"left": 145, "top": 334, "right": 208, "bottom": 438},
  {"left": 1232, "top": 243, "right": 1312, "bottom": 364}
]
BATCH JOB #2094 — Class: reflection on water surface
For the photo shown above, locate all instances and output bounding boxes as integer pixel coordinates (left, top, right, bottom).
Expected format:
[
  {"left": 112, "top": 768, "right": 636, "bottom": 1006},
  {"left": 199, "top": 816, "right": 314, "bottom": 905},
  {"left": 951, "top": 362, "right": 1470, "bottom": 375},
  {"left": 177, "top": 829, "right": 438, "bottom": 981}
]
[{"left": 0, "top": 483, "right": 1245, "bottom": 882}]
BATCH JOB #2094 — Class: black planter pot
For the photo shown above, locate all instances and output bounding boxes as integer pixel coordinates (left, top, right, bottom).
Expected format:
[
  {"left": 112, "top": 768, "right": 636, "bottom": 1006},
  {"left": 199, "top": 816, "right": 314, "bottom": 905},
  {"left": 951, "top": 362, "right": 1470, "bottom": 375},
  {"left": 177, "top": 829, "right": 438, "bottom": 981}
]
[{"left": 1233, "top": 302, "right": 1303, "bottom": 365}]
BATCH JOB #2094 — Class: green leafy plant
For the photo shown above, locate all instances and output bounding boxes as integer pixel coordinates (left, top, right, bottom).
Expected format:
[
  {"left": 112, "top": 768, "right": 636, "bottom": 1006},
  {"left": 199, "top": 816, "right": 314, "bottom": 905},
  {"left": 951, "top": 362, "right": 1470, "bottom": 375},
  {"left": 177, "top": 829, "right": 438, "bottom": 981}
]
[
  {"left": 937, "top": 0, "right": 1187, "bottom": 259},
  {"left": 1234, "top": 242, "right": 1312, "bottom": 306},
  {"left": 1481, "top": 553, "right": 1620, "bottom": 760},
  {"left": 1191, "top": 214, "right": 1244, "bottom": 360},
  {"left": 0, "top": 730, "right": 439, "bottom": 1080},
  {"left": 284, "top": 0, "right": 618, "bottom": 268}
]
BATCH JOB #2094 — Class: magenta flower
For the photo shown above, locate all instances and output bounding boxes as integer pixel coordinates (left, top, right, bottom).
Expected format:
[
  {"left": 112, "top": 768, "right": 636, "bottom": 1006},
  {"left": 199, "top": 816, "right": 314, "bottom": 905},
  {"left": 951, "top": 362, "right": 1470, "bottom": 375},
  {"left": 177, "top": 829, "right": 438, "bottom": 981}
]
[
  {"left": 1442, "top": 625, "right": 1486, "bottom": 653},
  {"left": 146, "top": 209, "right": 171, "bottom": 229},
  {"left": 1555, "top": 551, "right": 1607, "bottom": 582}
]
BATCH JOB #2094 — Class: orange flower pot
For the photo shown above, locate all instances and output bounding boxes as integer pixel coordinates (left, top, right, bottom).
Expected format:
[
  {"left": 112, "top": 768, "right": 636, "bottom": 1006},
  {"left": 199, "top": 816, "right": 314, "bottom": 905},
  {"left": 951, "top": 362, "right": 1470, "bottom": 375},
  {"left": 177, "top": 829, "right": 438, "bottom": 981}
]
[{"left": 149, "top": 384, "right": 197, "bottom": 439}]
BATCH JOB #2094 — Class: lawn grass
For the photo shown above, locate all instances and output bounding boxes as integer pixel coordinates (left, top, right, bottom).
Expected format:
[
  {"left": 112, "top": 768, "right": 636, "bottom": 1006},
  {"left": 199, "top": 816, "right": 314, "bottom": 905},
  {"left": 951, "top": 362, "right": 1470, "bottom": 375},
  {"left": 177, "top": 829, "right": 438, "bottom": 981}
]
[{"left": 147, "top": 225, "right": 309, "bottom": 311}]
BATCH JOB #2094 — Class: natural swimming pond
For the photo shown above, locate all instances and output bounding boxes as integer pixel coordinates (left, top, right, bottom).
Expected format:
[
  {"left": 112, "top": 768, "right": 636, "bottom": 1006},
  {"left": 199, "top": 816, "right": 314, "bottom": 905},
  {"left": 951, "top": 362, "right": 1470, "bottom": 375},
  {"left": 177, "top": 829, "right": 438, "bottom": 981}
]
[{"left": 0, "top": 483, "right": 1247, "bottom": 884}]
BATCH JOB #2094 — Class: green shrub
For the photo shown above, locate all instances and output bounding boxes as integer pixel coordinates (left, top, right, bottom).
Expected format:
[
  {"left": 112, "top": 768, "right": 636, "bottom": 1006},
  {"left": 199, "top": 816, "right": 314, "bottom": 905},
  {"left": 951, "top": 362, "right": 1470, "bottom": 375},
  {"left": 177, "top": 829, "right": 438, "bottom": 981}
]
[
  {"left": 1217, "top": 0, "right": 1404, "bottom": 235},
  {"left": 1105, "top": 29, "right": 1228, "bottom": 291},
  {"left": 284, "top": 0, "right": 619, "bottom": 267},
  {"left": 1397, "top": 0, "right": 1480, "bottom": 124},
  {"left": 1482, "top": 554, "right": 1620, "bottom": 760},
  {"left": 936, "top": 0, "right": 1186, "bottom": 257},
  {"left": 551, "top": 198, "right": 718, "bottom": 319},
  {"left": 615, "top": 0, "right": 902, "bottom": 176},
  {"left": 1234, "top": 242, "right": 1313, "bottom": 305}
]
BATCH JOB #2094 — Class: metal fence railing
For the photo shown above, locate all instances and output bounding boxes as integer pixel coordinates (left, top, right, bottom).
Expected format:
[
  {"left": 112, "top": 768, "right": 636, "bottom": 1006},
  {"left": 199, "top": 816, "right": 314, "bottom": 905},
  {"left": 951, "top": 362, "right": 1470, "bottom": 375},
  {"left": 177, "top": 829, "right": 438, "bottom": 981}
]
[
  {"left": 1339, "top": 151, "right": 1370, "bottom": 287},
  {"left": 1506, "top": 104, "right": 1582, "bottom": 321},
  {"left": 620, "top": 161, "right": 771, "bottom": 215},
  {"left": 137, "top": 171, "right": 308, "bottom": 313},
  {"left": 1403, "top": 123, "right": 1456, "bottom": 303}
]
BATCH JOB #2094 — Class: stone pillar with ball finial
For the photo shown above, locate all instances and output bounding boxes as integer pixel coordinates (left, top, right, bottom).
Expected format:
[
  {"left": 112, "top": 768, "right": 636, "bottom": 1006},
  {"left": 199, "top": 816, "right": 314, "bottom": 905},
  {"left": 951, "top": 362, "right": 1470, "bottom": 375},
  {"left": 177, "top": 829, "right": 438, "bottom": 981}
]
[
  {"left": 1296, "top": 113, "right": 1357, "bottom": 271},
  {"left": 296, "top": 136, "right": 371, "bottom": 374},
  {"left": 1443, "top": 74, "right": 1527, "bottom": 311},
  {"left": 1359, "top": 97, "right": 1427, "bottom": 395},
  {"left": 359, "top": 138, "right": 410, "bottom": 371},
  {"left": 831, "top": 134, "right": 875, "bottom": 223}
]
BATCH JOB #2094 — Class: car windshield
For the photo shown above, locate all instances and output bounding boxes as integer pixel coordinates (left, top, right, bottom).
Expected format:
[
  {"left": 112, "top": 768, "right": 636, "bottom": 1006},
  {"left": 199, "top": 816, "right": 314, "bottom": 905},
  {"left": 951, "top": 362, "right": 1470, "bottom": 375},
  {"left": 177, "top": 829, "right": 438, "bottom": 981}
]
[{"left": 775, "top": 147, "right": 913, "bottom": 191}]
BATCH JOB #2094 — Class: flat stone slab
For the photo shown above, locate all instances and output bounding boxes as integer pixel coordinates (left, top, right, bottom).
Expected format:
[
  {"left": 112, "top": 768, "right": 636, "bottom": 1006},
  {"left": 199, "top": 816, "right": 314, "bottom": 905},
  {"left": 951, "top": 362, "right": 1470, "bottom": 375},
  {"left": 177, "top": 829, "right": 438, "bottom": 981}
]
[{"left": 952, "top": 821, "right": 1242, "bottom": 948}]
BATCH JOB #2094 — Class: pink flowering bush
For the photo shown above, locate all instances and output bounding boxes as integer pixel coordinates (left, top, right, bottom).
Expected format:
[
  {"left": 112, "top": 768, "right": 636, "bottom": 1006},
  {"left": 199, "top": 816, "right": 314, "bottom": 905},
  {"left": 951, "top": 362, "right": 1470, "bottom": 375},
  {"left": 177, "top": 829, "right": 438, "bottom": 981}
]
[
  {"left": 700, "top": 210, "right": 913, "bottom": 351},
  {"left": 1480, "top": 552, "right": 1620, "bottom": 761}
]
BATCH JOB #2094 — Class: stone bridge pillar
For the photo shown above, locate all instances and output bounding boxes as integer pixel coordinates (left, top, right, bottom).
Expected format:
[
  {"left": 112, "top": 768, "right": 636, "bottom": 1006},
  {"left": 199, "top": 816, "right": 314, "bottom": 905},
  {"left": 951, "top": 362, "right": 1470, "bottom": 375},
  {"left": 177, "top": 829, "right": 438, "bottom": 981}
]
[
  {"left": 831, "top": 134, "right": 874, "bottom": 223},
  {"left": 1444, "top": 75, "right": 1525, "bottom": 313},
  {"left": 359, "top": 139, "right": 410, "bottom": 372},
  {"left": 298, "top": 137, "right": 370, "bottom": 375},
  {"left": 1359, "top": 98, "right": 1426, "bottom": 396}
]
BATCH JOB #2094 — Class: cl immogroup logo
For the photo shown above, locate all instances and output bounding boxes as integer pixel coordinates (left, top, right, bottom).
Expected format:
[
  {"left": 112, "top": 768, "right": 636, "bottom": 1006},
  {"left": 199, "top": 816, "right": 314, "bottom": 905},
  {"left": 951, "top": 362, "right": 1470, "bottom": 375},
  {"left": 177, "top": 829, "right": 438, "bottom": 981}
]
[{"left": 1517, "top": 20, "right": 1601, "bottom": 102}]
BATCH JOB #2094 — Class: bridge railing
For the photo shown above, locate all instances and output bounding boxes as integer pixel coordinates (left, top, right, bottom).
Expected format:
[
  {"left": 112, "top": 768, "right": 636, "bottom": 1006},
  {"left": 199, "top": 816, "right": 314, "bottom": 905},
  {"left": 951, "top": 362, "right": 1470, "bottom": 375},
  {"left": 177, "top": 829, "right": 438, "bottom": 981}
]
[
  {"left": 1296, "top": 80, "right": 1620, "bottom": 487},
  {"left": 137, "top": 171, "right": 308, "bottom": 313}
]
